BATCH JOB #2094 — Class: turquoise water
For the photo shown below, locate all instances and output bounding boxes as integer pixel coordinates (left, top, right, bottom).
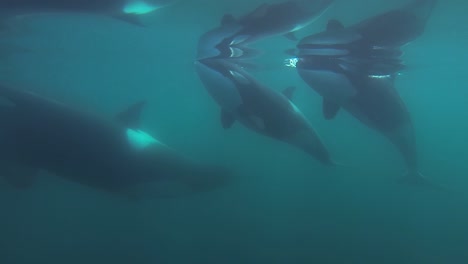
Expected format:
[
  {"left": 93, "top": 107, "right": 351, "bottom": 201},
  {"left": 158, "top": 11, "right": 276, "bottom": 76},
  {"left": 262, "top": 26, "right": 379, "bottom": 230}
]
[{"left": 1, "top": 0, "right": 468, "bottom": 263}]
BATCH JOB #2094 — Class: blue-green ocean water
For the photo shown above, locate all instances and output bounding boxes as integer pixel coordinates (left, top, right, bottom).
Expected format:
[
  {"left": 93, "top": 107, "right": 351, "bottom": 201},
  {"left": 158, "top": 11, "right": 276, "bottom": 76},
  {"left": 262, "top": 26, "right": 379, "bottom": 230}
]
[{"left": 0, "top": 0, "right": 467, "bottom": 263}]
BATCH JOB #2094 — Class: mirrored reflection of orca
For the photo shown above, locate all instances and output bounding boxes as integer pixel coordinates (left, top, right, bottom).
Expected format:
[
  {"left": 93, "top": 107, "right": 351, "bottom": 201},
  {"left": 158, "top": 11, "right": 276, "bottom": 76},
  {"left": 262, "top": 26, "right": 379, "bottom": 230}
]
[
  {"left": 294, "top": 0, "right": 438, "bottom": 185},
  {"left": 194, "top": 58, "right": 334, "bottom": 165},
  {"left": 0, "top": 85, "right": 230, "bottom": 199},
  {"left": 196, "top": 0, "right": 334, "bottom": 61},
  {"left": 295, "top": 0, "right": 437, "bottom": 76},
  {"left": 0, "top": 0, "right": 174, "bottom": 27}
]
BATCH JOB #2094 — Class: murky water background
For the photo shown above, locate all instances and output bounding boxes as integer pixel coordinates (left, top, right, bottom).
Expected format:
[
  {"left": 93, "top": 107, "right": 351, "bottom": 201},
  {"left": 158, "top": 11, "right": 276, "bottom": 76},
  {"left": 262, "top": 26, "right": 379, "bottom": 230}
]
[{"left": 0, "top": 0, "right": 467, "bottom": 263}]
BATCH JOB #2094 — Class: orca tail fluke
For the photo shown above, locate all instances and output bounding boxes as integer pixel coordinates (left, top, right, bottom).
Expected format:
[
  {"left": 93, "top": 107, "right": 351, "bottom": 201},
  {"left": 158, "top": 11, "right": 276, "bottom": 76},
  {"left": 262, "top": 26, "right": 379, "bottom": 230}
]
[{"left": 397, "top": 170, "right": 445, "bottom": 191}]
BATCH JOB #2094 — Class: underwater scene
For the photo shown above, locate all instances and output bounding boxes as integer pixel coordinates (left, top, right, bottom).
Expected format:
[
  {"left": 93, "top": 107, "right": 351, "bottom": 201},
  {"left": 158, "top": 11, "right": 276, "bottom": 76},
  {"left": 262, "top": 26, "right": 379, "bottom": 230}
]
[{"left": 0, "top": 0, "right": 467, "bottom": 263}]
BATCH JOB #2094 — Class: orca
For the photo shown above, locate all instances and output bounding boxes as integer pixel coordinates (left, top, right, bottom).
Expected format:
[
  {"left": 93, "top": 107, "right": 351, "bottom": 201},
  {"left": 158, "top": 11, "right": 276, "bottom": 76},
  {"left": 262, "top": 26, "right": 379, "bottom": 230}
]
[
  {"left": 194, "top": 58, "right": 334, "bottom": 165},
  {"left": 293, "top": 0, "right": 438, "bottom": 185},
  {"left": 196, "top": 0, "right": 334, "bottom": 61},
  {"left": 295, "top": 0, "right": 437, "bottom": 76},
  {"left": 0, "top": 0, "right": 175, "bottom": 27},
  {"left": 0, "top": 85, "right": 230, "bottom": 199}
]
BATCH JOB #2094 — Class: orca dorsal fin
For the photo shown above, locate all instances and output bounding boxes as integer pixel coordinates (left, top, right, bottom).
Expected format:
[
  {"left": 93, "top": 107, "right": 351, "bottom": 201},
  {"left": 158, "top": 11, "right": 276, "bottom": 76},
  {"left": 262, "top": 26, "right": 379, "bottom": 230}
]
[
  {"left": 221, "top": 14, "right": 236, "bottom": 25},
  {"left": 282, "top": 86, "right": 296, "bottom": 100},
  {"left": 116, "top": 101, "right": 146, "bottom": 129},
  {"left": 327, "top": 19, "right": 344, "bottom": 31}
]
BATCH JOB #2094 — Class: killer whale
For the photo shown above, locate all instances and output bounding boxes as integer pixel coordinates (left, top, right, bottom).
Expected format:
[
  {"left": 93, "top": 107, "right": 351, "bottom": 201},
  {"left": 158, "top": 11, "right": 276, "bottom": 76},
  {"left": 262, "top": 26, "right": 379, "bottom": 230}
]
[
  {"left": 0, "top": 0, "right": 174, "bottom": 27},
  {"left": 294, "top": 0, "right": 437, "bottom": 76},
  {"left": 195, "top": 58, "right": 334, "bottom": 165},
  {"left": 0, "top": 85, "right": 230, "bottom": 198},
  {"left": 196, "top": 0, "right": 334, "bottom": 61},
  {"left": 293, "top": 0, "right": 438, "bottom": 185}
]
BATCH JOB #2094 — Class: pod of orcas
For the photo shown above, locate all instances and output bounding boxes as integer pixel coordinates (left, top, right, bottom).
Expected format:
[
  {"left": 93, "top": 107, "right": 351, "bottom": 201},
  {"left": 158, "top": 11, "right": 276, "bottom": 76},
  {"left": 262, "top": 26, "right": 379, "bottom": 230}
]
[
  {"left": 195, "top": 0, "right": 439, "bottom": 187},
  {"left": 0, "top": 0, "right": 440, "bottom": 199}
]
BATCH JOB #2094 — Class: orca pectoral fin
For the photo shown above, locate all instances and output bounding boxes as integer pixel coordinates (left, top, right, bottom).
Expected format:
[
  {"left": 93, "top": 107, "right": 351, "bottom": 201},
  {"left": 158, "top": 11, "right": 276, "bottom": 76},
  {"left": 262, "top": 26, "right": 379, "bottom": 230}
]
[
  {"left": 1, "top": 164, "right": 38, "bottom": 189},
  {"left": 322, "top": 98, "right": 340, "bottom": 120},
  {"left": 221, "top": 109, "right": 236, "bottom": 129},
  {"left": 284, "top": 32, "right": 298, "bottom": 41},
  {"left": 109, "top": 13, "right": 146, "bottom": 27}
]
